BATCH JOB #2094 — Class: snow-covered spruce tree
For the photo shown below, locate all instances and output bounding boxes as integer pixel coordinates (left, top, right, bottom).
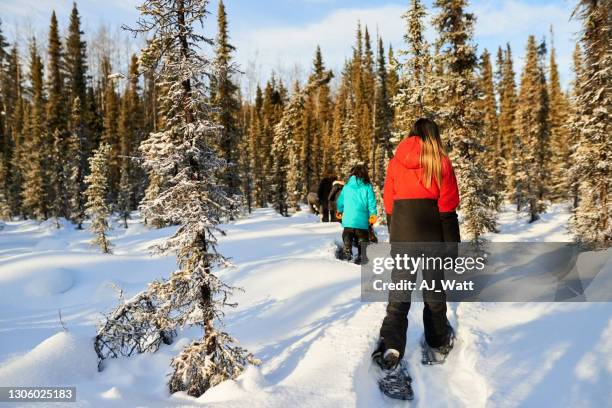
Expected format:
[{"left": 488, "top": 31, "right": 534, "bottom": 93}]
[
  {"left": 117, "top": 97, "right": 133, "bottom": 229},
  {"left": 569, "top": 0, "right": 611, "bottom": 245},
  {"left": 237, "top": 101, "right": 254, "bottom": 213},
  {"left": 514, "top": 36, "right": 551, "bottom": 222},
  {"left": 262, "top": 77, "right": 287, "bottom": 205},
  {"left": 387, "top": 45, "right": 399, "bottom": 107},
  {"left": 430, "top": 0, "right": 497, "bottom": 240},
  {"left": 341, "top": 93, "right": 361, "bottom": 178},
  {"left": 67, "top": 97, "right": 87, "bottom": 229},
  {"left": 212, "top": 0, "right": 241, "bottom": 202},
  {"left": 249, "top": 87, "right": 266, "bottom": 208},
  {"left": 84, "top": 143, "right": 112, "bottom": 253},
  {"left": 49, "top": 129, "right": 67, "bottom": 227},
  {"left": 127, "top": 0, "right": 257, "bottom": 396},
  {"left": 393, "top": 0, "right": 432, "bottom": 140},
  {"left": 271, "top": 83, "right": 301, "bottom": 216}
]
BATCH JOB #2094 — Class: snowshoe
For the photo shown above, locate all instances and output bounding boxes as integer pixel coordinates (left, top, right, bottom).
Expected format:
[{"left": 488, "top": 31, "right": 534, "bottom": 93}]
[
  {"left": 372, "top": 345, "right": 400, "bottom": 371},
  {"left": 378, "top": 358, "right": 414, "bottom": 401},
  {"left": 421, "top": 325, "right": 455, "bottom": 365}
]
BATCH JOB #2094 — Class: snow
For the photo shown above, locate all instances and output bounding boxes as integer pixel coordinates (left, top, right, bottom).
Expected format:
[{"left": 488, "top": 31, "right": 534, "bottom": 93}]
[{"left": 0, "top": 203, "right": 610, "bottom": 407}]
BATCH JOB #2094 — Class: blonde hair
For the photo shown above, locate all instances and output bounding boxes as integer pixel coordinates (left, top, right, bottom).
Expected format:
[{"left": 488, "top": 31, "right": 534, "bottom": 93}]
[{"left": 410, "top": 118, "right": 446, "bottom": 188}]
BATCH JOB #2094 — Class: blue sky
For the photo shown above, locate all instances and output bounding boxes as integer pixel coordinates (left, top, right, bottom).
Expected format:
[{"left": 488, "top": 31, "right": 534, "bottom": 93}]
[{"left": 0, "top": 0, "right": 580, "bottom": 96}]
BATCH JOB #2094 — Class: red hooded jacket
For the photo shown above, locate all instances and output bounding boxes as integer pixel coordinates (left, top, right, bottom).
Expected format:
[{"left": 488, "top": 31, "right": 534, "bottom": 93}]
[{"left": 383, "top": 136, "right": 459, "bottom": 215}]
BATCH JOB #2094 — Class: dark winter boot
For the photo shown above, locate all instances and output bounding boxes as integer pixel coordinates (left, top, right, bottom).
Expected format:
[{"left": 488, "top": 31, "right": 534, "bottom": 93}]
[
  {"left": 372, "top": 340, "right": 400, "bottom": 370},
  {"left": 421, "top": 325, "right": 455, "bottom": 365}
]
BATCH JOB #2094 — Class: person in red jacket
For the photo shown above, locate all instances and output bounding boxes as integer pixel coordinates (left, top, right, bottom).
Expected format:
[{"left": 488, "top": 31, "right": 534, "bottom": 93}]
[{"left": 372, "top": 118, "right": 461, "bottom": 370}]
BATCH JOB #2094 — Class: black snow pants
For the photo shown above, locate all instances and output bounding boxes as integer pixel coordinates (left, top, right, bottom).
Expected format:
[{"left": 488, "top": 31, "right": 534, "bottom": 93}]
[
  {"left": 321, "top": 202, "right": 331, "bottom": 222},
  {"left": 342, "top": 227, "right": 369, "bottom": 260},
  {"left": 379, "top": 199, "right": 460, "bottom": 358}
]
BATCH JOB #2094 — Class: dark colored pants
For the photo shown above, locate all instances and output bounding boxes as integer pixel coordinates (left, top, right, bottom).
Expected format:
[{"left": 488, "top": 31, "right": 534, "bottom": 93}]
[
  {"left": 379, "top": 199, "right": 456, "bottom": 357},
  {"left": 342, "top": 227, "right": 369, "bottom": 260},
  {"left": 379, "top": 264, "right": 449, "bottom": 357},
  {"left": 321, "top": 202, "right": 331, "bottom": 222}
]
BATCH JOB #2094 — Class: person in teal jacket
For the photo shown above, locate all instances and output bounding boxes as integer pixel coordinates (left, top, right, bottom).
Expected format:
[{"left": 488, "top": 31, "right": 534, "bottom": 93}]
[{"left": 336, "top": 164, "right": 377, "bottom": 263}]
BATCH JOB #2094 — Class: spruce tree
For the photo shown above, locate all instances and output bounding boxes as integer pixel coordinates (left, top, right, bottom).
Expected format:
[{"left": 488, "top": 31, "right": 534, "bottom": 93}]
[
  {"left": 21, "top": 38, "right": 47, "bottom": 220},
  {"left": 303, "top": 46, "right": 333, "bottom": 192},
  {"left": 46, "top": 11, "right": 66, "bottom": 134},
  {"left": 126, "top": 55, "right": 147, "bottom": 208},
  {"left": 309, "top": 46, "right": 333, "bottom": 180},
  {"left": 567, "top": 43, "right": 584, "bottom": 210},
  {"left": 101, "top": 57, "right": 120, "bottom": 201},
  {"left": 84, "top": 143, "right": 112, "bottom": 253},
  {"left": 479, "top": 49, "right": 504, "bottom": 208},
  {"left": 9, "top": 94, "right": 25, "bottom": 216},
  {"left": 431, "top": 0, "right": 497, "bottom": 240},
  {"left": 67, "top": 97, "right": 86, "bottom": 228},
  {"left": 261, "top": 76, "right": 285, "bottom": 204},
  {"left": 249, "top": 85, "right": 266, "bottom": 207},
  {"left": 341, "top": 93, "right": 361, "bottom": 177},
  {"left": 393, "top": 0, "right": 432, "bottom": 139},
  {"left": 274, "top": 83, "right": 306, "bottom": 214},
  {"left": 109, "top": 0, "right": 257, "bottom": 396},
  {"left": 372, "top": 36, "right": 393, "bottom": 191},
  {"left": 117, "top": 96, "right": 132, "bottom": 228},
  {"left": 0, "top": 155, "right": 10, "bottom": 219},
  {"left": 213, "top": 0, "right": 241, "bottom": 200},
  {"left": 299, "top": 98, "right": 314, "bottom": 198},
  {"left": 0, "top": 20, "right": 10, "bottom": 216},
  {"left": 1, "top": 38, "right": 23, "bottom": 214},
  {"left": 0, "top": 25, "right": 8, "bottom": 219},
  {"left": 46, "top": 11, "right": 70, "bottom": 222},
  {"left": 359, "top": 27, "right": 375, "bottom": 161},
  {"left": 548, "top": 28, "right": 571, "bottom": 202},
  {"left": 65, "top": 2, "right": 88, "bottom": 112},
  {"left": 236, "top": 98, "right": 253, "bottom": 212},
  {"left": 569, "top": 0, "right": 611, "bottom": 244},
  {"left": 386, "top": 45, "right": 399, "bottom": 106},
  {"left": 331, "top": 63, "right": 353, "bottom": 176},
  {"left": 498, "top": 44, "right": 518, "bottom": 197},
  {"left": 0, "top": 20, "right": 8, "bottom": 64},
  {"left": 514, "top": 36, "right": 551, "bottom": 222}
]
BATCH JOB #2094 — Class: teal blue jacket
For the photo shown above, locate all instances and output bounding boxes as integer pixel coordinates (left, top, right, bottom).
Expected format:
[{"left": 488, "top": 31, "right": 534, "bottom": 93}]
[{"left": 337, "top": 176, "right": 377, "bottom": 230}]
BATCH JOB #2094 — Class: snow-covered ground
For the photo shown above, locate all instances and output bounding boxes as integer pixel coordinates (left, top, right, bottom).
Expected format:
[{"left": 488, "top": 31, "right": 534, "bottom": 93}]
[{"left": 0, "top": 203, "right": 610, "bottom": 407}]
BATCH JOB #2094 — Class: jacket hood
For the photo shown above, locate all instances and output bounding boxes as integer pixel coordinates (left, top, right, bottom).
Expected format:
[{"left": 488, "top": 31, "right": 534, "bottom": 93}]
[
  {"left": 332, "top": 180, "right": 345, "bottom": 186},
  {"left": 347, "top": 175, "right": 366, "bottom": 186},
  {"left": 393, "top": 136, "right": 422, "bottom": 169}
]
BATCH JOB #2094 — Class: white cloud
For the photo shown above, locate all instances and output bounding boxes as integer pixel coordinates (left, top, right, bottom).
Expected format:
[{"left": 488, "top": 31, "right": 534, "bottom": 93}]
[
  {"left": 233, "top": 4, "right": 406, "bottom": 88},
  {"left": 471, "top": 0, "right": 580, "bottom": 86},
  {"left": 233, "top": 0, "right": 580, "bottom": 93}
]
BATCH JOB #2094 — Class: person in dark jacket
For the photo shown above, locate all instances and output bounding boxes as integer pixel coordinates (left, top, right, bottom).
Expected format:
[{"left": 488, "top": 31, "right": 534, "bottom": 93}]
[
  {"left": 317, "top": 173, "right": 336, "bottom": 222},
  {"left": 336, "top": 165, "right": 377, "bottom": 263},
  {"left": 372, "top": 118, "right": 460, "bottom": 370},
  {"left": 328, "top": 179, "right": 345, "bottom": 222}
]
